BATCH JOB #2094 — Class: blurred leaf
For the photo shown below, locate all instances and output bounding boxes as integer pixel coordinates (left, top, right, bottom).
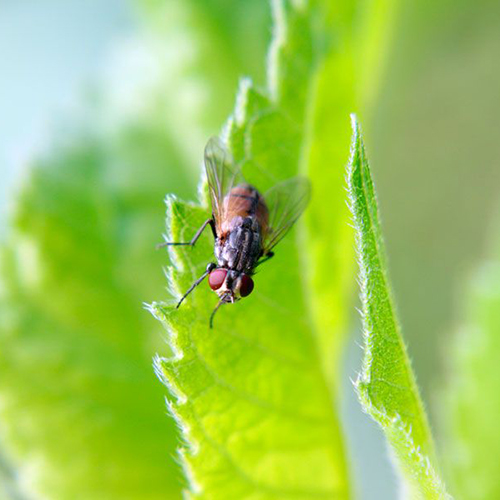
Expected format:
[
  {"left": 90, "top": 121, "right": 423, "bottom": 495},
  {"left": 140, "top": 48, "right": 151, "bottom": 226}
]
[
  {"left": 133, "top": 0, "right": 269, "bottom": 150},
  {"left": 347, "top": 116, "right": 450, "bottom": 499},
  {"left": 0, "top": 138, "right": 185, "bottom": 499},
  {"left": 151, "top": 0, "right": 365, "bottom": 496},
  {"left": 354, "top": 0, "right": 399, "bottom": 112},
  {"left": 442, "top": 210, "right": 500, "bottom": 500},
  {"left": 138, "top": 0, "right": 270, "bottom": 87}
]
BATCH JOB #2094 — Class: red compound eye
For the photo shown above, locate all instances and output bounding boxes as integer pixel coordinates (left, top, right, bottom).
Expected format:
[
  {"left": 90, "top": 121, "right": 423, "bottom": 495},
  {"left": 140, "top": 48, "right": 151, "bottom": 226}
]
[
  {"left": 208, "top": 268, "right": 227, "bottom": 290},
  {"left": 239, "top": 274, "right": 254, "bottom": 297}
]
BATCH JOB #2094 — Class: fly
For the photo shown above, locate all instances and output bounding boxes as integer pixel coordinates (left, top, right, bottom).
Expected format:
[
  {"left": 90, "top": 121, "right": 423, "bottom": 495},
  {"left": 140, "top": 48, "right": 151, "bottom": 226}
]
[{"left": 160, "top": 137, "right": 311, "bottom": 328}]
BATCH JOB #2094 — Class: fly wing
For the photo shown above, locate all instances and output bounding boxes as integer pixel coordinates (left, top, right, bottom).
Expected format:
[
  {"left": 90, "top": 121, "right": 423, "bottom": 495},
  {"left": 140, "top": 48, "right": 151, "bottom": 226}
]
[
  {"left": 204, "top": 137, "right": 243, "bottom": 231},
  {"left": 262, "top": 176, "right": 311, "bottom": 252}
]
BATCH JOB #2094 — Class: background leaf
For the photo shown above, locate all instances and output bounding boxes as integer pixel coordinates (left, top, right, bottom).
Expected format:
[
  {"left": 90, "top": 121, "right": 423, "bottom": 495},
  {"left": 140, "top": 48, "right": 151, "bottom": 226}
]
[
  {"left": 347, "top": 115, "right": 450, "bottom": 499},
  {"left": 0, "top": 140, "right": 184, "bottom": 499},
  {"left": 441, "top": 208, "right": 500, "bottom": 500}
]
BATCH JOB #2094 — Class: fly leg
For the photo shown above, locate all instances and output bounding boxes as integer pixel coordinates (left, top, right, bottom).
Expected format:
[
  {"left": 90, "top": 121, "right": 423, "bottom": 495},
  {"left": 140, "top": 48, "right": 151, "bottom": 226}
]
[
  {"left": 256, "top": 251, "right": 274, "bottom": 267},
  {"left": 157, "top": 218, "right": 216, "bottom": 249},
  {"left": 176, "top": 262, "right": 216, "bottom": 308}
]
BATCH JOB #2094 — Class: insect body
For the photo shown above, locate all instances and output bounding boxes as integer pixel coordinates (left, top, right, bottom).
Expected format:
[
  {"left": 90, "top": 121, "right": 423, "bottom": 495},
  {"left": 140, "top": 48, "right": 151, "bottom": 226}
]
[{"left": 161, "top": 137, "right": 311, "bottom": 327}]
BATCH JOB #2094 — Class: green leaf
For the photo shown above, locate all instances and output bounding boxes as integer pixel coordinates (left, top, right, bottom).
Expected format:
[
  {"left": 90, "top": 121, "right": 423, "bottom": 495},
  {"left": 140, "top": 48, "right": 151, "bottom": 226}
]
[
  {"left": 151, "top": 0, "right": 363, "bottom": 496},
  {"left": 347, "top": 115, "right": 450, "bottom": 499},
  {"left": 442, "top": 210, "right": 500, "bottom": 499}
]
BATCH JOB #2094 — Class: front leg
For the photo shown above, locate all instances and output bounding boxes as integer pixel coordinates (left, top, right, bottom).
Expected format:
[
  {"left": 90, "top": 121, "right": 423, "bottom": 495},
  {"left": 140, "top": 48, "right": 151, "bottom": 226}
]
[
  {"left": 157, "top": 218, "right": 216, "bottom": 249},
  {"left": 176, "top": 262, "right": 216, "bottom": 308},
  {"left": 256, "top": 251, "right": 274, "bottom": 267}
]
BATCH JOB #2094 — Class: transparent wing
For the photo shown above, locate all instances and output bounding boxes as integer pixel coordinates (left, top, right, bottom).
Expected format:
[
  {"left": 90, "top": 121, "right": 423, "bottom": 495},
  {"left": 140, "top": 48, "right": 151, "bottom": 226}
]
[
  {"left": 204, "top": 137, "right": 243, "bottom": 229},
  {"left": 263, "top": 176, "right": 311, "bottom": 252}
]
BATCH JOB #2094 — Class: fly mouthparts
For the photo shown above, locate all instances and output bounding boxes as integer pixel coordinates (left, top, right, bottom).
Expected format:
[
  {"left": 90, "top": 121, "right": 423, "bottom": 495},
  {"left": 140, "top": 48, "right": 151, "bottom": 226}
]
[{"left": 209, "top": 300, "right": 224, "bottom": 329}]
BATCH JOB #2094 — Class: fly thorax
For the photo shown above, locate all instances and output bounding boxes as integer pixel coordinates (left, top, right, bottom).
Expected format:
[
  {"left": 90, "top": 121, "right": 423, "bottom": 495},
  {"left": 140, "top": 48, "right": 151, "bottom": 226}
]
[
  {"left": 216, "top": 215, "right": 263, "bottom": 272},
  {"left": 214, "top": 241, "right": 223, "bottom": 262},
  {"left": 220, "top": 215, "right": 244, "bottom": 234}
]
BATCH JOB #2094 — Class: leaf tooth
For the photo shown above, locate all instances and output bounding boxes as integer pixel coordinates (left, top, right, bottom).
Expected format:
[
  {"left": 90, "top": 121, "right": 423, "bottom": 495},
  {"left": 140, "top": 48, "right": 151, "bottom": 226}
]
[
  {"left": 177, "top": 448, "right": 203, "bottom": 498},
  {"left": 225, "top": 80, "right": 271, "bottom": 151},
  {"left": 148, "top": 302, "right": 187, "bottom": 361},
  {"left": 163, "top": 196, "right": 186, "bottom": 273},
  {"left": 197, "top": 169, "right": 210, "bottom": 210},
  {"left": 154, "top": 355, "right": 187, "bottom": 405},
  {"left": 156, "top": 359, "right": 205, "bottom": 494},
  {"left": 228, "top": 77, "right": 253, "bottom": 130},
  {"left": 166, "top": 399, "right": 200, "bottom": 457},
  {"left": 164, "top": 264, "right": 182, "bottom": 301},
  {"left": 165, "top": 400, "right": 204, "bottom": 498}
]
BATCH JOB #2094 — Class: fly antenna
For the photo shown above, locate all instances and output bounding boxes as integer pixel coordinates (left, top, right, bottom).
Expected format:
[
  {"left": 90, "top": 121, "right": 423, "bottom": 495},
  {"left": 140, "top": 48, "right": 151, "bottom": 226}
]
[{"left": 209, "top": 299, "right": 225, "bottom": 329}]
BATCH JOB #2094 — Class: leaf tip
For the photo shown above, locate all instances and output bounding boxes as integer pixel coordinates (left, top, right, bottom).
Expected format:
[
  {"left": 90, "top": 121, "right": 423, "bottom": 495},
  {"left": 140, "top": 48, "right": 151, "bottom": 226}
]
[
  {"left": 349, "top": 113, "right": 359, "bottom": 132},
  {"left": 347, "top": 113, "right": 363, "bottom": 170}
]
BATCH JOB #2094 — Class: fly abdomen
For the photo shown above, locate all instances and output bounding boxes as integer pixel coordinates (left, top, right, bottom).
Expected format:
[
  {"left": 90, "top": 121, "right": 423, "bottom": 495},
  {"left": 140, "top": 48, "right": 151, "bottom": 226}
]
[{"left": 221, "top": 184, "right": 269, "bottom": 234}]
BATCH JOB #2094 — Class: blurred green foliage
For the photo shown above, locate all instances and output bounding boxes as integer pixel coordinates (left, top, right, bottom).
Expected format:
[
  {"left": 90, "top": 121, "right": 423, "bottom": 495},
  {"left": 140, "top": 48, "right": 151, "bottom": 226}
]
[
  {"left": 0, "top": 140, "right": 183, "bottom": 498},
  {"left": 370, "top": 0, "right": 500, "bottom": 400},
  {"left": 442, "top": 209, "right": 500, "bottom": 500}
]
